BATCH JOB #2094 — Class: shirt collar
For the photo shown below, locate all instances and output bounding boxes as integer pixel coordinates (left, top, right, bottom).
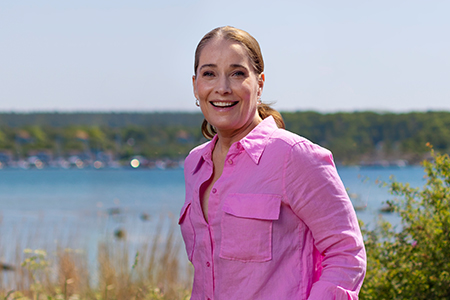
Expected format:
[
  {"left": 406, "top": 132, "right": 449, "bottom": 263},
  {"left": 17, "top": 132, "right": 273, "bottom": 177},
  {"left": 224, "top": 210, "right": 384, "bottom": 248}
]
[
  {"left": 239, "top": 116, "right": 278, "bottom": 164},
  {"left": 191, "top": 116, "right": 279, "bottom": 174}
]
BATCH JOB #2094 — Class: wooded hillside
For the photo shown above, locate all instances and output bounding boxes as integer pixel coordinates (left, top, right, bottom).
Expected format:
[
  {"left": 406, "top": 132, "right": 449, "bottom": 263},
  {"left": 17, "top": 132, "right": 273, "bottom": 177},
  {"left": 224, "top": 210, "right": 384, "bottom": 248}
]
[{"left": 1, "top": 111, "right": 449, "bottom": 165}]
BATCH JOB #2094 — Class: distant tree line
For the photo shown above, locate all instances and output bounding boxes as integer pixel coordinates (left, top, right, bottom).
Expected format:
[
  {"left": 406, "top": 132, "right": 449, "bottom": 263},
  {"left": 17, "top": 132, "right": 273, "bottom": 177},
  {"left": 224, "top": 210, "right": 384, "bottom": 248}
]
[
  {"left": 0, "top": 111, "right": 449, "bottom": 164},
  {"left": 283, "top": 111, "right": 450, "bottom": 164},
  {"left": 0, "top": 112, "right": 204, "bottom": 128}
]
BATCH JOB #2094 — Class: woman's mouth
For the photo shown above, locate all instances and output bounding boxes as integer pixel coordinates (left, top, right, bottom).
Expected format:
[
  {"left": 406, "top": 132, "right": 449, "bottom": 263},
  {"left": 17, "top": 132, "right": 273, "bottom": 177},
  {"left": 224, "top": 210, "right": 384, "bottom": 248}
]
[{"left": 210, "top": 101, "right": 238, "bottom": 108}]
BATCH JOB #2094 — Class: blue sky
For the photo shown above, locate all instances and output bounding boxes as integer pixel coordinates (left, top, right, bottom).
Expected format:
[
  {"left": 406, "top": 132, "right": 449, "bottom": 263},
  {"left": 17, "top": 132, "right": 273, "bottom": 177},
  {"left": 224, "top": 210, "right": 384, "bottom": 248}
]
[{"left": 1, "top": 0, "right": 449, "bottom": 112}]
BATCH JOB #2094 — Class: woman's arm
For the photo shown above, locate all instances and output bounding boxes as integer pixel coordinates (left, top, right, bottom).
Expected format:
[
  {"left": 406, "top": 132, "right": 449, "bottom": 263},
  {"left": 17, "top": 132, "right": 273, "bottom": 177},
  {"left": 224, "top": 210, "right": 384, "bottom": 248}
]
[{"left": 283, "top": 141, "right": 366, "bottom": 299}]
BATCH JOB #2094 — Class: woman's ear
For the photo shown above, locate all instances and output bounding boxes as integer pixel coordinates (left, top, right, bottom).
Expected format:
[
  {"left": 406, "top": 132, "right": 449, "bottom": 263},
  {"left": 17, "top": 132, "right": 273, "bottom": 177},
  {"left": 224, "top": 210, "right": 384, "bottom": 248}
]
[
  {"left": 257, "top": 73, "right": 265, "bottom": 98},
  {"left": 192, "top": 75, "right": 199, "bottom": 99}
]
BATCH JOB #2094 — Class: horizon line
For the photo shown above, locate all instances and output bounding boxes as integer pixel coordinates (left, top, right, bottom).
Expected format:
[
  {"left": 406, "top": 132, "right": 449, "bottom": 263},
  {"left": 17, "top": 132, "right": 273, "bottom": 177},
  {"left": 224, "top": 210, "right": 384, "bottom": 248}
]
[{"left": 1, "top": 108, "right": 450, "bottom": 114}]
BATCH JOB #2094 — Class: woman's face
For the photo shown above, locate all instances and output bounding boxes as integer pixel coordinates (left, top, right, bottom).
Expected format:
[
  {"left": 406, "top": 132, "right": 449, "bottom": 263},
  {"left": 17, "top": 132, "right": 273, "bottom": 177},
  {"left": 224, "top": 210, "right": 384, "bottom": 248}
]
[{"left": 193, "top": 38, "right": 264, "bottom": 138}]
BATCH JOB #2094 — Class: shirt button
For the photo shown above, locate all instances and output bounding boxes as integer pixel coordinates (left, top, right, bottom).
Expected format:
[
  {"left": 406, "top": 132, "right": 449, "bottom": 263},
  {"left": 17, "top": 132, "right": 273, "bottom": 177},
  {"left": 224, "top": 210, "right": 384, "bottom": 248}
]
[
  {"left": 212, "top": 188, "right": 217, "bottom": 194},
  {"left": 206, "top": 261, "right": 211, "bottom": 267},
  {"left": 228, "top": 159, "right": 233, "bottom": 165}
]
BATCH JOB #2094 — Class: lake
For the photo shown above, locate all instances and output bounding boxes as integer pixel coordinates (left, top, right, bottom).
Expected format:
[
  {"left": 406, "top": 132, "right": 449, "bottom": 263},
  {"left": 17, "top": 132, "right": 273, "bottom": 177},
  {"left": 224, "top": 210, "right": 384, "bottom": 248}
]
[{"left": 0, "top": 166, "right": 426, "bottom": 268}]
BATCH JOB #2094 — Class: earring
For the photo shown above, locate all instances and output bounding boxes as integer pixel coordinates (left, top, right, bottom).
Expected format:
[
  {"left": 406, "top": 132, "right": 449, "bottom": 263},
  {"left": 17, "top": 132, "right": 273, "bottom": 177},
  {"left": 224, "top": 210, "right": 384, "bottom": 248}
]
[
  {"left": 195, "top": 99, "right": 200, "bottom": 107},
  {"left": 257, "top": 98, "right": 262, "bottom": 105}
]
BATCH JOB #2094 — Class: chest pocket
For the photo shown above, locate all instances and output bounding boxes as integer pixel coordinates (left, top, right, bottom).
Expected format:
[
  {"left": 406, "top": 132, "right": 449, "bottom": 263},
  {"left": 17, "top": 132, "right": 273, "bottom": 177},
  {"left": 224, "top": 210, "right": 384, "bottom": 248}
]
[
  {"left": 179, "top": 201, "right": 195, "bottom": 261},
  {"left": 220, "top": 193, "right": 281, "bottom": 262}
]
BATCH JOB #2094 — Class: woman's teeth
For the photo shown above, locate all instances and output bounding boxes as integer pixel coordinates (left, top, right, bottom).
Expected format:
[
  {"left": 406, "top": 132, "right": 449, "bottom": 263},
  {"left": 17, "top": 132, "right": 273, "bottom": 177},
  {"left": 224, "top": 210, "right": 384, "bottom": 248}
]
[{"left": 211, "top": 101, "right": 238, "bottom": 107}]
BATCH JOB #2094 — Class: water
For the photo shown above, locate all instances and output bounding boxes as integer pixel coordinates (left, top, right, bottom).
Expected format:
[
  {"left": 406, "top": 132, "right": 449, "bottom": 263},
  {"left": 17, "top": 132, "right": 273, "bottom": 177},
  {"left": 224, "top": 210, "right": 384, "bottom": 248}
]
[
  {"left": 337, "top": 165, "right": 426, "bottom": 228},
  {"left": 0, "top": 166, "right": 427, "bottom": 234},
  {"left": 0, "top": 166, "right": 426, "bottom": 271},
  {"left": 0, "top": 168, "right": 186, "bottom": 278}
]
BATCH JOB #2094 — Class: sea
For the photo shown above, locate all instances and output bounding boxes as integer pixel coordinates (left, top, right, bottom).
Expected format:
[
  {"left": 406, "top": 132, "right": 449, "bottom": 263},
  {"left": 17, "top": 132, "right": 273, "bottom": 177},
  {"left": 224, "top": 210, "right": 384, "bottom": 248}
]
[{"left": 0, "top": 165, "right": 427, "bottom": 278}]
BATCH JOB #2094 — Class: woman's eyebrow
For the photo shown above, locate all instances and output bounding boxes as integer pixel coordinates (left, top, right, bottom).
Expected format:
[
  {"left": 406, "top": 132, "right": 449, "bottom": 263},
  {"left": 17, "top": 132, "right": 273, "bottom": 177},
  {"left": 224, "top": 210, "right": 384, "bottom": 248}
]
[
  {"left": 230, "top": 64, "right": 247, "bottom": 69},
  {"left": 199, "top": 64, "right": 217, "bottom": 71},
  {"left": 198, "top": 63, "right": 248, "bottom": 72}
]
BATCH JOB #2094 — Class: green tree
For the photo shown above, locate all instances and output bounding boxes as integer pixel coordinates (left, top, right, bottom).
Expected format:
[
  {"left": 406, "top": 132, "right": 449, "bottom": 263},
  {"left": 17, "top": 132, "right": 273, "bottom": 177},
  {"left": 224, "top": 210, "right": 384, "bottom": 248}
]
[
  {"left": 0, "top": 129, "right": 6, "bottom": 147},
  {"left": 361, "top": 146, "right": 450, "bottom": 299}
]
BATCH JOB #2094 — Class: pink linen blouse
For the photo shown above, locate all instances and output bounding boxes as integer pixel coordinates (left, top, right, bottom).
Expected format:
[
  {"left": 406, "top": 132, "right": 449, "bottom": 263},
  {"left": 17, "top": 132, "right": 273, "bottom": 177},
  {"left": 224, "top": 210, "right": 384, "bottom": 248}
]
[{"left": 179, "top": 116, "right": 366, "bottom": 300}]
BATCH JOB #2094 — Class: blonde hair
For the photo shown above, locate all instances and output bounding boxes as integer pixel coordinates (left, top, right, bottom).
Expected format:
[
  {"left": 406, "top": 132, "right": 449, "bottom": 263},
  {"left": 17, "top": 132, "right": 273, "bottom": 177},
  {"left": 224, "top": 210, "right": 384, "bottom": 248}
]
[{"left": 194, "top": 26, "right": 285, "bottom": 139}]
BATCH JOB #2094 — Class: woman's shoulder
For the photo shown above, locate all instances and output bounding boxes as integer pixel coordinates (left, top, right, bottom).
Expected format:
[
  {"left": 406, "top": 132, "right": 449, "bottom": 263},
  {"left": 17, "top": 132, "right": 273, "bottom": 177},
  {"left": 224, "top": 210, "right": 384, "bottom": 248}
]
[
  {"left": 189, "top": 140, "right": 211, "bottom": 155},
  {"left": 269, "top": 128, "right": 313, "bottom": 148},
  {"left": 184, "top": 140, "right": 212, "bottom": 167},
  {"left": 269, "top": 128, "right": 332, "bottom": 159}
]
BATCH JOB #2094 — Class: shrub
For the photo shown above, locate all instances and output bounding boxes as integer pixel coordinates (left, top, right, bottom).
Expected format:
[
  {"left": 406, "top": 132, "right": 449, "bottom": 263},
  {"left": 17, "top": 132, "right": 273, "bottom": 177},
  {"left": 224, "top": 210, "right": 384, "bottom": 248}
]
[{"left": 361, "top": 146, "right": 450, "bottom": 299}]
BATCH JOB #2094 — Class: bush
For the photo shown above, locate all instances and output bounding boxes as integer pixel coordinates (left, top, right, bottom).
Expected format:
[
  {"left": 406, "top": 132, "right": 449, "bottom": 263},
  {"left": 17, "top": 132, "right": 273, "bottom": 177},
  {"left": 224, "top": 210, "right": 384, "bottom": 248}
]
[{"left": 361, "top": 146, "right": 450, "bottom": 299}]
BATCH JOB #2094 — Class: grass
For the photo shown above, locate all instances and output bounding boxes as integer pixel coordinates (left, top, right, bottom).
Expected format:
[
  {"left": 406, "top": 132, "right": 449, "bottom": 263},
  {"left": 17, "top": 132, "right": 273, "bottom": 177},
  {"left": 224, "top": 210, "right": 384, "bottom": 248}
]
[{"left": 0, "top": 215, "right": 192, "bottom": 300}]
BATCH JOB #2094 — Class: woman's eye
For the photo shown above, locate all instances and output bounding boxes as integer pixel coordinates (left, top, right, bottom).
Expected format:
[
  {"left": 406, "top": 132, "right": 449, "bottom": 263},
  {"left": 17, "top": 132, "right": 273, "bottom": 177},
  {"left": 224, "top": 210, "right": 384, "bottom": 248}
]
[
  {"left": 202, "top": 71, "right": 215, "bottom": 77},
  {"left": 233, "top": 71, "right": 246, "bottom": 77}
]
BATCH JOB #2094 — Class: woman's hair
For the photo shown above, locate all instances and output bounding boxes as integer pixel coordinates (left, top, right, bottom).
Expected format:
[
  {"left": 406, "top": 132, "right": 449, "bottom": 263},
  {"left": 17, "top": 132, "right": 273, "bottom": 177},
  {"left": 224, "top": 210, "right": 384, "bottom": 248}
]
[{"left": 194, "top": 26, "right": 285, "bottom": 139}]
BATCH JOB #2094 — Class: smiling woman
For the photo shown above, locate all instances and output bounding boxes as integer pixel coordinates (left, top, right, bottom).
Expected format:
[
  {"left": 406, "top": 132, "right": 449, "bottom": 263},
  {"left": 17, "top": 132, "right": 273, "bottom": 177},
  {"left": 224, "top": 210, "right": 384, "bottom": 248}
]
[
  {"left": 179, "top": 26, "right": 366, "bottom": 300},
  {"left": 192, "top": 26, "right": 285, "bottom": 140},
  {"left": 193, "top": 37, "right": 262, "bottom": 141}
]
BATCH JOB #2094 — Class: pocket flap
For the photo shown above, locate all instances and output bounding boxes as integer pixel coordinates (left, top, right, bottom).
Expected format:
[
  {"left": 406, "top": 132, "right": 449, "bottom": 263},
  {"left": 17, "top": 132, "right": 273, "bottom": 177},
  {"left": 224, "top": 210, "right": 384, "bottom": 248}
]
[
  {"left": 222, "top": 194, "right": 281, "bottom": 220},
  {"left": 178, "top": 202, "right": 191, "bottom": 224}
]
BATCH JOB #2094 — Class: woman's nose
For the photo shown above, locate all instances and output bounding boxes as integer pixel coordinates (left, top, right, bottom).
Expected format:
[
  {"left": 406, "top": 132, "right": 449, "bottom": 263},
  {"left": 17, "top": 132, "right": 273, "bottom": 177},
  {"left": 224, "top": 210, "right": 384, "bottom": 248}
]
[{"left": 215, "top": 76, "right": 232, "bottom": 95}]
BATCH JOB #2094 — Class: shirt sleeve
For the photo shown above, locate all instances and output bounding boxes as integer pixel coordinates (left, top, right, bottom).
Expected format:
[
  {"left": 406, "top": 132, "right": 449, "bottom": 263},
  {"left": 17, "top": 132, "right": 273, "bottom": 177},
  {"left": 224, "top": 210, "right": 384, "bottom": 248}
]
[{"left": 283, "top": 141, "right": 366, "bottom": 299}]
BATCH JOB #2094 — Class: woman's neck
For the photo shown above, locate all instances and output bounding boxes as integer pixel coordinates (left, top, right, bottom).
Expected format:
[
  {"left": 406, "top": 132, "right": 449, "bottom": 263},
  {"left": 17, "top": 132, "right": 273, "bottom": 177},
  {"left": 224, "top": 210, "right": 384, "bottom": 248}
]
[{"left": 214, "top": 115, "right": 263, "bottom": 153}]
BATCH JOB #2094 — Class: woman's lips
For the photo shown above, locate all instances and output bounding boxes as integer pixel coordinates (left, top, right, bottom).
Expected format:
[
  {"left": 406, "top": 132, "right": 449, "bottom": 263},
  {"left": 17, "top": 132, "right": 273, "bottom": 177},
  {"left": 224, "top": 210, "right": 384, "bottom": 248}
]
[{"left": 210, "top": 101, "right": 239, "bottom": 108}]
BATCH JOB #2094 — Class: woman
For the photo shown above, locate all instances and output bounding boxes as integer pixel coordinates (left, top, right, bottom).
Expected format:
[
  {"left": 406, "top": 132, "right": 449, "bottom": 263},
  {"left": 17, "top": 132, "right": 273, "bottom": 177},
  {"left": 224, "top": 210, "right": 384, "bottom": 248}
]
[{"left": 179, "top": 26, "right": 366, "bottom": 300}]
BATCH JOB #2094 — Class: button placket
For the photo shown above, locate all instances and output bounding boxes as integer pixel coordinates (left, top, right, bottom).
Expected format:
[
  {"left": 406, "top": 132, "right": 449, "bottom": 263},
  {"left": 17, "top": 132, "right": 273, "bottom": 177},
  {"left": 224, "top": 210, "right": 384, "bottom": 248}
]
[{"left": 203, "top": 224, "right": 214, "bottom": 300}]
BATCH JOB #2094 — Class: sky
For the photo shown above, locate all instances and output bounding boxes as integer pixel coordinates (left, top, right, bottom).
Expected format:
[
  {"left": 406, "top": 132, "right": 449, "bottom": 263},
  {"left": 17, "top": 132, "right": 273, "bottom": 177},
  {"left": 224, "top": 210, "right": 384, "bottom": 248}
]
[{"left": 1, "top": 0, "right": 449, "bottom": 113}]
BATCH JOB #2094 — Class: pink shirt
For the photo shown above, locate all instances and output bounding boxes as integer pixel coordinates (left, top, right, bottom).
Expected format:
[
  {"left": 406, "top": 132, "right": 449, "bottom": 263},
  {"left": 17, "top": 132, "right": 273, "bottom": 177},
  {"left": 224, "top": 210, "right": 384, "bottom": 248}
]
[{"left": 179, "top": 116, "right": 366, "bottom": 300}]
